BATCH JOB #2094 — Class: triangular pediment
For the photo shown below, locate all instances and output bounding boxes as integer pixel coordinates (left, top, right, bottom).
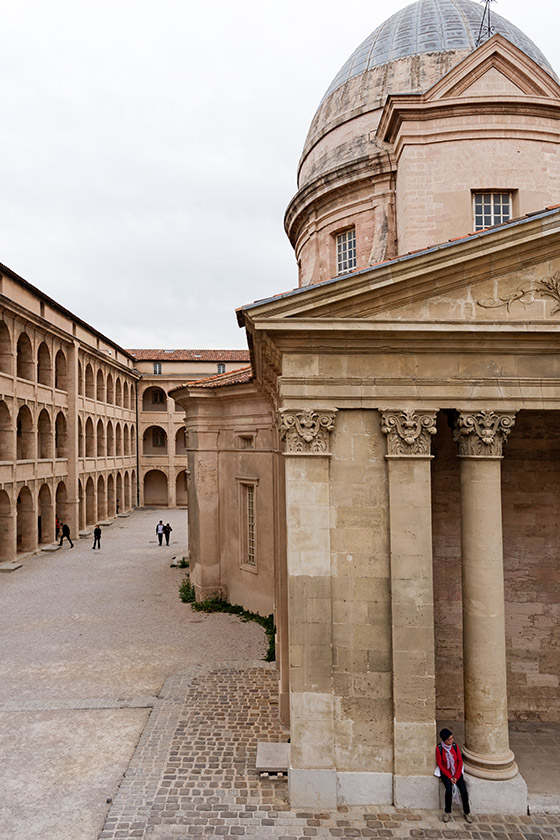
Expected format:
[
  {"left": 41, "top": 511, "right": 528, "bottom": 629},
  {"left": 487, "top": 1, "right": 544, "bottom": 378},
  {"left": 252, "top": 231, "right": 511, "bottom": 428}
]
[
  {"left": 239, "top": 211, "right": 560, "bottom": 330},
  {"left": 425, "top": 34, "right": 560, "bottom": 101}
]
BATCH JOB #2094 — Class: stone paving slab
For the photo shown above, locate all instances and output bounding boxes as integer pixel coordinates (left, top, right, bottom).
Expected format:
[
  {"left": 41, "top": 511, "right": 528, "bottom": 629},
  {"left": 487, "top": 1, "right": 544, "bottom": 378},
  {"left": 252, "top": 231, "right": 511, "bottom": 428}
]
[{"left": 98, "top": 664, "right": 560, "bottom": 840}]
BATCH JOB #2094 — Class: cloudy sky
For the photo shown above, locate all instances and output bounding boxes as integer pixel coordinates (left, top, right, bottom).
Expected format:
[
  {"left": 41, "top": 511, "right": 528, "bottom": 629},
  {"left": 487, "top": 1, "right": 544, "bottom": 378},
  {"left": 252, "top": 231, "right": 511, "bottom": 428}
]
[{"left": 1, "top": 1, "right": 559, "bottom": 350}]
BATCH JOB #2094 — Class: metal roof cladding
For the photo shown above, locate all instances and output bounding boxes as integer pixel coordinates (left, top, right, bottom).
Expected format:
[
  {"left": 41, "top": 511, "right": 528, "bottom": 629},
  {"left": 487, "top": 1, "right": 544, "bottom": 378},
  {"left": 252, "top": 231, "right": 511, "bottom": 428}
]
[{"left": 322, "top": 0, "right": 556, "bottom": 103}]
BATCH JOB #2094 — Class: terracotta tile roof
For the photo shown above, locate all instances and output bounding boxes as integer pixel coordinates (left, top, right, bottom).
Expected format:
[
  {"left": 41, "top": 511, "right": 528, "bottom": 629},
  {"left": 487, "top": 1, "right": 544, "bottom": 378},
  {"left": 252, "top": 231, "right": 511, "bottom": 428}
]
[
  {"left": 127, "top": 349, "right": 250, "bottom": 362},
  {"left": 185, "top": 366, "right": 253, "bottom": 389}
]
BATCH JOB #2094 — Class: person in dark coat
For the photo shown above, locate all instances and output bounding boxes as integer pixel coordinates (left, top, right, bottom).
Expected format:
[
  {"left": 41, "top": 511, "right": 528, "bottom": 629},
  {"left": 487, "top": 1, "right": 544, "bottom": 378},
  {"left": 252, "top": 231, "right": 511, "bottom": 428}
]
[
  {"left": 59, "top": 522, "right": 74, "bottom": 548},
  {"left": 92, "top": 524, "right": 102, "bottom": 550},
  {"left": 163, "top": 523, "right": 173, "bottom": 546},
  {"left": 436, "top": 728, "right": 472, "bottom": 823}
]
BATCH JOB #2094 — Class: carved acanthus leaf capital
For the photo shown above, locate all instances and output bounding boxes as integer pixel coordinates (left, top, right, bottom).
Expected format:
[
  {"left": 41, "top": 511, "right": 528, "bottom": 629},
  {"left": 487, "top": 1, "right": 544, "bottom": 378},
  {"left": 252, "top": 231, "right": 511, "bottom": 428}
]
[
  {"left": 278, "top": 409, "right": 336, "bottom": 455},
  {"left": 380, "top": 409, "right": 437, "bottom": 456},
  {"left": 453, "top": 410, "right": 516, "bottom": 457}
]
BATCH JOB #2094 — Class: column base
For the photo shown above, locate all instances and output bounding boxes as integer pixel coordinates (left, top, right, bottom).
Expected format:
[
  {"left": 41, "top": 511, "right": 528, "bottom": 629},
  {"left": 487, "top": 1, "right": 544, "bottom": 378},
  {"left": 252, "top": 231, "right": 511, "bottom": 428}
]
[
  {"left": 462, "top": 746, "right": 518, "bottom": 780},
  {"left": 288, "top": 769, "right": 394, "bottom": 808},
  {"left": 394, "top": 775, "right": 440, "bottom": 809},
  {"left": 463, "top": 771, "right": 528, "bottom": 815}
]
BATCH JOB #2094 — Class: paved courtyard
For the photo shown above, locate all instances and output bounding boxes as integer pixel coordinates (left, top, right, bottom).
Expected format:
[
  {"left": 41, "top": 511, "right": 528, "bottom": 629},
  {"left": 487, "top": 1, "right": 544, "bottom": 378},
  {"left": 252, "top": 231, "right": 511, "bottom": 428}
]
[{"left": 0, "top": 508, "right": 559, "bottom": 840}]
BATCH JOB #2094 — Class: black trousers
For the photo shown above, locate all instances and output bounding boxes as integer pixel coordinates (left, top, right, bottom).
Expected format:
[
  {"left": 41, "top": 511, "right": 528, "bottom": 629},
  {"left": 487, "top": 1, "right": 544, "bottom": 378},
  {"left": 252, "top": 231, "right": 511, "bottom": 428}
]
[
  {"left": 93, "top": 536, "right": 101, "bottom": 549},
  {"left": 441, "top": 774, "right": 470, "bottom": 813},
  {"left": 59, "top": 534, "right": 74, "bottom": 548}
]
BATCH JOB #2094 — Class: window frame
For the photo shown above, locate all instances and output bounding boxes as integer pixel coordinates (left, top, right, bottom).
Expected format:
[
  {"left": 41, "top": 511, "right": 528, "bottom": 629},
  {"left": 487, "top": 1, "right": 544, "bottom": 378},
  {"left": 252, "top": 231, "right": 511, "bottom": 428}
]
[
  {"left": 217, "top": 363, "right": 226, "bottom": 374},
  {"left": 237, "top": 477, "right": 258, "bottom": 573},
  {"left": 472, "top": 191, "right": 513, "bottom": 232},
  {"left": 335, "top": 227, "right": 357, "bottom": 275},
  {"left": 153, "top": 362, "right": 162, "bottom": 375}
]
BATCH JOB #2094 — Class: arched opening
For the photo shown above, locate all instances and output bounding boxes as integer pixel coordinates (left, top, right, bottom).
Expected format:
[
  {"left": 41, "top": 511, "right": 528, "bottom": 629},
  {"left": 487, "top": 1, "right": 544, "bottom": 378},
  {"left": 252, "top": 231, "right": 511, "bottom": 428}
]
[
  {"left": 0, "top": 489, "right": 12, "bottom": 560},
  {"left": 54, "top": 349, "right": 67, "bottom": 391},
  {"left": 37, "top": 342, "right": 52, "bottom": 386},
  {"left": 115, "top": 422, "right": 122, "bottom": 456},
  {"left": 131, "top": 469, "right": 137, "bottom": 507},
  {"left": 115, "top": 378, "right": 122, "bottom": 406},
  {"left": 123, "top": 381, "right": 129, "bottom": 409},
  {"left": 97, "top": 475, "right": 106, "bottom": 520},
  {"left": 0, "top": 400, "right": 13, "bottom": 461},
  {"left": 124, "top": 471, "right": 131, "bottom": 511},
  {"left": 55, "top": 481, "right": 68, "bottom": 530},
  {"left": 175, "top": 427, "right": 187, "bottom": 455},
  {"left": 116, "top": 472, "right": 123, "bottom": 514},
  {"left": 0, "top": 321, "right": 12, "bottom": 375},
  {"left": 107, "top": 473, "right": 115, "bottom": 518},
  {"left": 123, "top": 423, "right": 130, "bottom": 455},
  {"left": 78, "top": 479, "right": 84, "bottom": 531},
  {"left": 55, "top": 412, "right": 68, "bottom": 459},
  {"left": 85, "top": 363, "right": 94, "bottom": 398},
  {"left": 85, "top": 417, "right": 94, "bottom": 457},
  {"left": 176, "top": 470, "right": 188, "bottom": 506},
  {"left": 96, "top": 369, "right": 105, "bottom": 402},
  {"left": 38, "top": 484, "right": 54, "bottom": 544},
  {"left": 17, "top": 486, "right": 35, "bottom": 553},
  {"left": 106, "top": 421, "right": 114, "bottom": 456},
  {"left": 143, "top": 469, "right": 168, "bottom": 506},
  {"left": 78, "top": 416, "right": 84, "bottom": 458},
  {"left": 78, "top": 360, "right": 83, "bottom": 395},
  {"left": 106, "top": 373, "right": 114, "bottom": 404},
  {"left": 85, "top": 477, "right": 95, "bottom": 526},
  {"left": 16, "top": 332, "right": 34, "bottom": 381},
  {"left": 37, "top": 409, "right": 53, "bottom": 459},
  {"left": 130, "top": 383, "right": 136, "bottom": 405},
  {"left": 143, "top": 425, "right": 166, "bottom": 455},
  {"left": 142, "top": 386, "right": 167, "bottom": 412},
  {"left": 96, "top": 419, "right": 105, "bottom": 457},
  {"left": 130, "top": 425, "right": 136, "bottom": 454},
  {"left": 17, "top": 405, "right": 34, "bottom": 461}
]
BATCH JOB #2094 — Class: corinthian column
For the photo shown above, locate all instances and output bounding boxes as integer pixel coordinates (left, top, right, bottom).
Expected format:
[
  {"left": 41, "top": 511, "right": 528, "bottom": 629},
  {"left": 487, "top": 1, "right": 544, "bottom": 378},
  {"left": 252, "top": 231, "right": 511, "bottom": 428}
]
[
  {"left": 381, "top": 409, "right": 438, "bottom": 808},
  {"left": 279, "top": 408, "right": 337, "bottom": 809},
  {"left": 453, "top": 410, "right": 517, "bottom": 780}
]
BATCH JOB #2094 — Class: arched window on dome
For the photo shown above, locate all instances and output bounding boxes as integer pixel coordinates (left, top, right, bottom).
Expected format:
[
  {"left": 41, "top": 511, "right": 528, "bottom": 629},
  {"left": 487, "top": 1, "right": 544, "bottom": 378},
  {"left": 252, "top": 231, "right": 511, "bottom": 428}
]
[{"left": 336, "top": 228, "right": 356, "bottom": 275}]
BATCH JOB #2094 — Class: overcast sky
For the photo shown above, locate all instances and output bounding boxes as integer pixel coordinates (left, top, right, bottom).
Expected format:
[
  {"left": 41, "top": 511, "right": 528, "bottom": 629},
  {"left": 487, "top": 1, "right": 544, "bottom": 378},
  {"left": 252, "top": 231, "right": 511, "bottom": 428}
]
[{"left": 1, "top": 1, "right": 559, "bottom": 350}]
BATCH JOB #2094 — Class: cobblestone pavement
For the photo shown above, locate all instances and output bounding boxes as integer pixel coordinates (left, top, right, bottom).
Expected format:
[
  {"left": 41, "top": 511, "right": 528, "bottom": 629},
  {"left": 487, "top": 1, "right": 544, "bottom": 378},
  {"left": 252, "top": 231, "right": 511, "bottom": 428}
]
[{"left": 99, "top": 664, "right": 560, "bottom": 840}]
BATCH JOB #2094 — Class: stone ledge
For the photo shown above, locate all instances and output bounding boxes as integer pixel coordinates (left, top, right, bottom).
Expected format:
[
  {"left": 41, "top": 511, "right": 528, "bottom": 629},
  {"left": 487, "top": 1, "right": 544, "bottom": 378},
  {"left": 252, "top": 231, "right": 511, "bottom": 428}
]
[{"left": 0, "top": 562, "right": 23, "bottom": 572}]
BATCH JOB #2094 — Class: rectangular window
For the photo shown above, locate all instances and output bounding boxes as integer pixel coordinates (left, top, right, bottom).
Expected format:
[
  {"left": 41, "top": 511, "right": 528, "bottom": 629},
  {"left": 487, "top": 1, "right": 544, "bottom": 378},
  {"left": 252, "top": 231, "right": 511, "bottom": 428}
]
[
  {"left": 238, "top": 479, "right": 258, "bottom": 571},
  {"left": 153, "top": 362, "right": 162, "bottom": 375},
  {"left": 473, "top": 192, "right": 512, "bottom": 231},
  {"left": 217, "top": 363, "right": 226, "bottom": 374},
  {"left": 152, "top": 427, "right": 166, "bottom": 447},
  {"left": 237, "top": 434, "right": 255, "bottom": 450},
  {"left": 153, "top": 391, "right": 164, "bottom": 404},
  {"left": 336, "top": 228, "right": 356, "bottom": 275}
]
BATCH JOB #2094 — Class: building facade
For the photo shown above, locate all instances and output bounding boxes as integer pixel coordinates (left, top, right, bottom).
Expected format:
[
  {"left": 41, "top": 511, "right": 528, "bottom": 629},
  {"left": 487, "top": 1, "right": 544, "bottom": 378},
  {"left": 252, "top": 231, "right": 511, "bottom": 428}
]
[{"left": 177, "top": 0, "right": 560, "bottom": 816}]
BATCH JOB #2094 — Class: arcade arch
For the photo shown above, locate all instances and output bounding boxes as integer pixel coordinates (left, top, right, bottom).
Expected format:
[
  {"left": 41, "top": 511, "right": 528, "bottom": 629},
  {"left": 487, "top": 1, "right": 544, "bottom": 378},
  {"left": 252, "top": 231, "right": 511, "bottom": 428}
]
[
  {"left": 17, "top": 405, "right": 34, "bottom": 461},
  {"left": 143, "top": 469, "right": 168, "bottom": 506},
  {"left": 96, "top": 369, "right": 105, "bottom": 402},
  {"left": 0, "top": 489, "right": 12, "bottom": 560},
  {"left": 0, "top": 400, "right": 13, "bottom": 461},
  {"left": 37, "top": 409, "right": 53, "bottom": 459},
  {"left": 55, "top": 412, "right": 68, "bottom": 459},
  {"left": 17, "top": 487, "right": 35, "bottom": 553},
  {"left": 96, "top": 419, "right": 105, "bottom": 457},
  {"left": 176, "top": 470, "right": 188, "bottom": 506},
  {"left": 85, "top": 363, "right": 94, "bottom": 398},
  {"left": 143, "top": 425, "right": 167, "bottom": 455},
  {"left": 55, "top": 349, "right": 67, "bottom": 390},
  {"left": 37, "top": 342, "right": 52, "bottom": 386},
  {"left": 0, "top": 321, "right": 12, "bottom": 375},
  {"left": 85, "top": 417, "right": 94, "bottom": 457},
  {"left": 17, "top": 332, "right": 34, "bottom": 381},
  {"left": 38, "top": 484, "right": 54, "bottom": 544}
]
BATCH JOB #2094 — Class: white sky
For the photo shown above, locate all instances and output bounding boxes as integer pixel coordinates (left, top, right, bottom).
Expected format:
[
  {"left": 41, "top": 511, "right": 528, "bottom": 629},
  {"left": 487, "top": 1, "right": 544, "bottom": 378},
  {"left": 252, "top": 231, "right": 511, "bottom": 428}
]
[{"left": 1, "top": 0, "right": 558, "bottom": 350}]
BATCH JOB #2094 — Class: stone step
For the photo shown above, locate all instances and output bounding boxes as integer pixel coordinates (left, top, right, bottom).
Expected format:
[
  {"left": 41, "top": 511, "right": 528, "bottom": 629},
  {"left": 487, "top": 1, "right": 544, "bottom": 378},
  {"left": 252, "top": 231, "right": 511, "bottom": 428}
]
[
  {"left": 0, "top": 562, "right": 23, "bottom": 572},
  {"left": 41, "top": 543, "right": 61, "bottom": 553},
  {"left": 256, "top": 742, "right": 290, "bottom": 774}
]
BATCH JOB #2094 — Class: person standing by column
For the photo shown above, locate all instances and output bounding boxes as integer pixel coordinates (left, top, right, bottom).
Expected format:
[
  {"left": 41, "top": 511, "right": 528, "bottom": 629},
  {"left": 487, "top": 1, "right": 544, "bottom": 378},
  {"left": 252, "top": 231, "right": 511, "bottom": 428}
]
[
  {"left": 436, "top": 728, "right": 472, "bottom": 823},
  {"left": 163, "top": 522, "right": 173, "bottom": 546},
  {"left": 156, "top": 520, "right": 164, "bottom": 546},
  {"left": 92, "top": 524, "right": 102, "bottom": 550},
  {"left": 59, "top": 523, "right": 74, "bottom": 549}
]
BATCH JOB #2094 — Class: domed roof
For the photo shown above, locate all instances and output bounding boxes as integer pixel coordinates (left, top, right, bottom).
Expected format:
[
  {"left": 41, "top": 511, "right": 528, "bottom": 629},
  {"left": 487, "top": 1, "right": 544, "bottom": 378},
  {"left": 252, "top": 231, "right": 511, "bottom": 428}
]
[
  {"left": 297, "top": 0, "right": 557, "bottom": 188},
  {"left": 323, "top": 0, "right": 555, "bottom": 103}
]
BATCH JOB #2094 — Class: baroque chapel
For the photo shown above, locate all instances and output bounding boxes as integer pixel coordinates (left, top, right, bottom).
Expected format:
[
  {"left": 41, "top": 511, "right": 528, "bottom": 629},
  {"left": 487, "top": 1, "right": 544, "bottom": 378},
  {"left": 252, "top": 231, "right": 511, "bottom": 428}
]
[{"left": 173, "top": 0, "right": 560, "bottom": 815}]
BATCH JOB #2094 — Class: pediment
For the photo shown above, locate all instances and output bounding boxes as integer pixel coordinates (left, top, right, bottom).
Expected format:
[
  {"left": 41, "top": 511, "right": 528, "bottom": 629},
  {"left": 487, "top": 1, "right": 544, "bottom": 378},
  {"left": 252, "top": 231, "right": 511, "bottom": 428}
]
[
  {"left": 425, "top": 34, "right": 560, "bottom": 101},
  {"left": 240, "top": 212, "right": 560, "bottom": 330}
]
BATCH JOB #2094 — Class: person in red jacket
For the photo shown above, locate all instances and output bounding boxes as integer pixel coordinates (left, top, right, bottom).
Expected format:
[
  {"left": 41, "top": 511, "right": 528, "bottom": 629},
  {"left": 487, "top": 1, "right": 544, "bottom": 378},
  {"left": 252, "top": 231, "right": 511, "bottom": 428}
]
[{"left": 436, "top": 728, "right": 472, "bottom": 823}]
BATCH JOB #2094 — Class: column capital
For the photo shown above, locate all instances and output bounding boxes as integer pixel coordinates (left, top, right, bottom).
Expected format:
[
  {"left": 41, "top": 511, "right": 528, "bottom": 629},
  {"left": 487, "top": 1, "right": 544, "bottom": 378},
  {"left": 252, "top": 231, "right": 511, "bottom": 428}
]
[
  {"left": 453, "top": 410, "right": 516, "bottom": 457},
  {"left": 380, "top": 409, "right": 437, "bottom": 457},
  {"left": 278, "top": 408, "right": 337, "bottom": 455}
]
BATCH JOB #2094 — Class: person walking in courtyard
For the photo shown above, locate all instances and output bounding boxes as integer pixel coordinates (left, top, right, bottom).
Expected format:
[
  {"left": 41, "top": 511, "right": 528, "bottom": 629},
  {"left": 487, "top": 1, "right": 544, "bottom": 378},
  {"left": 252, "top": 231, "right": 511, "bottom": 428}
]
[
  {"left": 163, "top": 522, "right": 172, "bottom": 546},
  {"left": 92, "top": 524, "right": 102, "bottom": 550},
  {"left": 59, "top": 522, "right": 74, "bottom": 548},
  {"left": 436, "top": 728, "right": 472, "bottom": 823},
  {"left": 156, "top": 520, "right": 164, "bottom": 546}
]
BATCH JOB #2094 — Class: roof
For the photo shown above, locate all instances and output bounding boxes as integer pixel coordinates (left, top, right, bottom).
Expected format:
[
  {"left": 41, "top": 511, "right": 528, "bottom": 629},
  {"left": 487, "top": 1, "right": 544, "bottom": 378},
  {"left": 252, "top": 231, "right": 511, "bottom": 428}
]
[
  {"left": 322, "top": 0, "right": 555, "bottom": 103},
  {"left": 238, "top": 204, "right": 560, "bottom": 322},
  {"left": 127, "top": 349, "right": 250, "bottom": 362},
  {"left": 179, "top": 366, "right": 253, "bottom": 389}
]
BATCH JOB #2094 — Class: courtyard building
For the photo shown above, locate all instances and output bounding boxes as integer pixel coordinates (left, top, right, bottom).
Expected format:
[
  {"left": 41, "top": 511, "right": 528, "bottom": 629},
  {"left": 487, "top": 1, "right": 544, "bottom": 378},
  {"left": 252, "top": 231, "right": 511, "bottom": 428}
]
[{"left": 174, "top": 0, "right": 560, "bottom": 816}]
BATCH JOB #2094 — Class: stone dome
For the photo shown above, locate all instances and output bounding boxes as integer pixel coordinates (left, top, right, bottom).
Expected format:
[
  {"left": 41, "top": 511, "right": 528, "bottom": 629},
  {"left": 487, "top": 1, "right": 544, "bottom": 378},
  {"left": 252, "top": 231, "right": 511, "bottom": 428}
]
[{"left": 298, "top": 0, "right": 557, "bottom": 187}]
